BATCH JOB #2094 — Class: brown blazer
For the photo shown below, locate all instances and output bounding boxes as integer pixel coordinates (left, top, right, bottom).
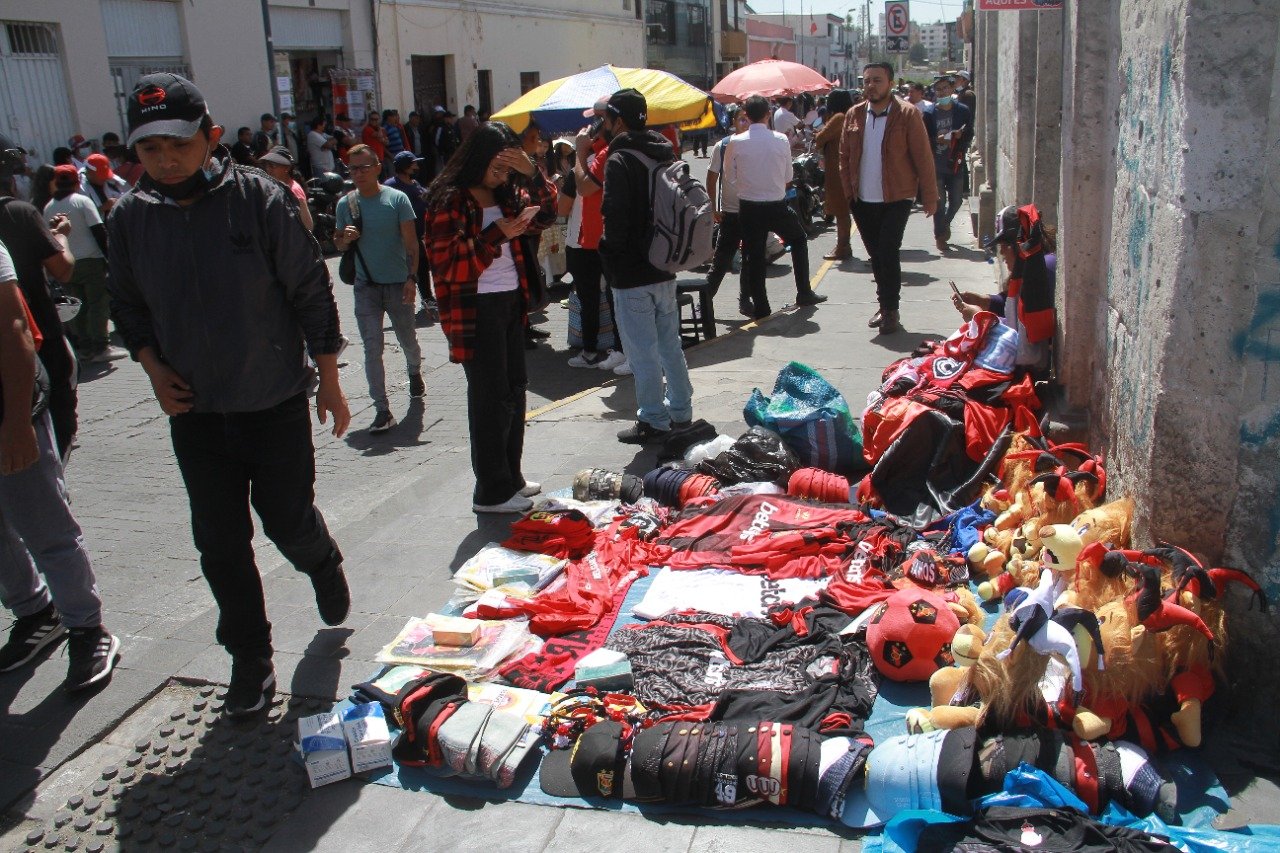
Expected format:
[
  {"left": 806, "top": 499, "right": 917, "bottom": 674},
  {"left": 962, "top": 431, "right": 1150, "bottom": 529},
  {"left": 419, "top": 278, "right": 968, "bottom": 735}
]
[
  {"left": 814, "top": 111, "right": 847, "bottom": 216},
  {"left": 838, "top": 95, "right": 938, "bottom": 208}
]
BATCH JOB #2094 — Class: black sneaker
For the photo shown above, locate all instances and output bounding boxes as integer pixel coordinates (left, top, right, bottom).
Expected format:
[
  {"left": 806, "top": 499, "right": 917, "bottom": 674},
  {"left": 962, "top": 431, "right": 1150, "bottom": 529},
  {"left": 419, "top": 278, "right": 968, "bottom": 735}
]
[
  {"left": 408, "top": 374, "right": 426, "bottom": 398},
  {"left": 738, "top": 298, "right": 754, "bottom": 318},
  {"left": 224, "top": 656, "right": 275, "bottom": 718},
  {"left": 369, "top": 409, "right": 396, "bottom": 433},
  {"left": 310, "top": 562, "right": 351, "bottom": 626},
  {"left": 64, "top": 626, "right": 120, "bottom": 691},
  {"left": 795, "top": 291, "right": 828, "bottom": 306},
  {"left": 0, "top": 604, "right": 66, "bottom": 672},
  {"left": 617, "top": 421, "right": 670, "bottom": 444}
]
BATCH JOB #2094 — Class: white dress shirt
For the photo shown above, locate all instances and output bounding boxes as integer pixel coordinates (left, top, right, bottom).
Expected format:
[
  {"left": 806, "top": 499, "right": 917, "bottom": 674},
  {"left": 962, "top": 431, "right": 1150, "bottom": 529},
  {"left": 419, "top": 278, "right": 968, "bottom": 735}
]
[
  {"left": 724, "top": 123, "right": 791, "bottom": 203},
  {"left": 858, "top": 101, "right": 892, "bottom": 203},
  {"left": 773, "top": 106, "right": 800, "bottom": 137}
]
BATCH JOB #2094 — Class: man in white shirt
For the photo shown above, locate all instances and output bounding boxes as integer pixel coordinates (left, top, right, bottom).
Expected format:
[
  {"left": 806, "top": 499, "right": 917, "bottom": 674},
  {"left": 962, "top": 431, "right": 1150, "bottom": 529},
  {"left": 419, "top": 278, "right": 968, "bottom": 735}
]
[
  {"left": 772, "top": 97, "right": 801, "bottom": 141},
  {"left": 79, "top": 154, "right": 128, "bottom": 218},
  {"left": 705, "top": 105, "right": 754, "bottom": 317},
  {"left": 306, "top": 116, "right": 337, "bottom": 177},
  {"left": 724, "top": 96, "right": 826, "bottom": 318}
]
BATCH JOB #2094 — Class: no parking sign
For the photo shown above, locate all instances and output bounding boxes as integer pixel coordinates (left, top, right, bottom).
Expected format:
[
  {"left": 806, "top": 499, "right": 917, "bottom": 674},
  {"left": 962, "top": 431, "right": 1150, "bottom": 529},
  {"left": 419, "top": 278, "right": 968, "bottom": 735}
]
[{"left": 885, "top": 1, "right": 910, "bottom": 53}]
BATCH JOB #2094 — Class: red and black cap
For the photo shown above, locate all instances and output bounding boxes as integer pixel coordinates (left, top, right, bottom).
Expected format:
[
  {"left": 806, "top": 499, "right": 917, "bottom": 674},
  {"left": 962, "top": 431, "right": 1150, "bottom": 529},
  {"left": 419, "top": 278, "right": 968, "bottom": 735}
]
[
  {"left": 539, "top": 720, "right": 628, "bottom": 799},
  {"left": 126, "top": 72, "right": 209, "bottom": 147}
]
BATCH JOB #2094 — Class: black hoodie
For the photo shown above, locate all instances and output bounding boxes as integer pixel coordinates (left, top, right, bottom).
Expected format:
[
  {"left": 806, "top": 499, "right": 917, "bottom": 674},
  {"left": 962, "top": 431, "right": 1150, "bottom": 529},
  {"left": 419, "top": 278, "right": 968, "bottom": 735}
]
[{"left": 598, "top": 129, "right": 674, "bottom": 288}]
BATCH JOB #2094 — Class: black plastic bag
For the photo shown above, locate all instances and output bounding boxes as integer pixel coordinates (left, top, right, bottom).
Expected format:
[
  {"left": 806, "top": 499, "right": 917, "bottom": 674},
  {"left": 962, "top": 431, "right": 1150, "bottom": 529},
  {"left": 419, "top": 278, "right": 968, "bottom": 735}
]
[{"left": 696, "top": 426, "right": 800, "bottom": 486}]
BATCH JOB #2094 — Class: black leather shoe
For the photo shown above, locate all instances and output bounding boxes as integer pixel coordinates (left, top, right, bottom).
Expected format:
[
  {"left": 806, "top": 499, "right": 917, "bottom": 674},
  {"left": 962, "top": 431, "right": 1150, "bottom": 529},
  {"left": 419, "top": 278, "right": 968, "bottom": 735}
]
[{"left": 795, "top": 291, "right": 828, "bottom": 306}]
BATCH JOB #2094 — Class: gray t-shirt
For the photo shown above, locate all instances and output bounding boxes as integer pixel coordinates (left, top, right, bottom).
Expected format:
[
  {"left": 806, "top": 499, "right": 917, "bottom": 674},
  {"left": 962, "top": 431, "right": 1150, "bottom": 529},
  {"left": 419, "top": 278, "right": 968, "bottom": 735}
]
[{"left": 933, "top": 107, "right": 956, "bottom": 175}]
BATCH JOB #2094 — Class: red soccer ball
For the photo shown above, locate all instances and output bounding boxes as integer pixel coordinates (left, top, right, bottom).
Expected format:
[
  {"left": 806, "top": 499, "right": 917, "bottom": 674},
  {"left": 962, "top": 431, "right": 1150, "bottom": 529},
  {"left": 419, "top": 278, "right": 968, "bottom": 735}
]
[{"left": 866, "top": 587, "right": 961, "bottom": 682}]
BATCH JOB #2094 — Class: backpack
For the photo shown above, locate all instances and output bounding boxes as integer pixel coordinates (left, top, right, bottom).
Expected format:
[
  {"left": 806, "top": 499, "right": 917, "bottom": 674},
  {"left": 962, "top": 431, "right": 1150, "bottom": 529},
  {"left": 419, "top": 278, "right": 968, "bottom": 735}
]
[{"left": 618, "top": 149, "right": 714, "bottom": 274}]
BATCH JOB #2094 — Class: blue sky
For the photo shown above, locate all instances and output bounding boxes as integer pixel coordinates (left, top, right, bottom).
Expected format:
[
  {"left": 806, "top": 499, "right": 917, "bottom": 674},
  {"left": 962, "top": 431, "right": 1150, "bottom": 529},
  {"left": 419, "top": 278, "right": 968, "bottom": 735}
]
[{"left": 746, "top": 0, "right": 967, "bottom": 28}]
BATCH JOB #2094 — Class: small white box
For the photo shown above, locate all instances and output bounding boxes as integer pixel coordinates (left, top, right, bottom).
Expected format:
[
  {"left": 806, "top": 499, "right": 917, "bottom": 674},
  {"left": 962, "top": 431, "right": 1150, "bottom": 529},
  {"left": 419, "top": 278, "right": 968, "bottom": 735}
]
[
  {"left": 297, "top": 712, "right": 351, "bottom": 787},
  {"left": 341, "top": 703, "right": 393, "bottom": 774}
]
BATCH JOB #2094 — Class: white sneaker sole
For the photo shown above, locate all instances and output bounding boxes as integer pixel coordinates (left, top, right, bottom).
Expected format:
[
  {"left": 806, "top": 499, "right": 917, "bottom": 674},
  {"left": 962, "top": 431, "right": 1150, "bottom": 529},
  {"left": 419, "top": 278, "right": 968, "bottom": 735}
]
[
  {"left": 224, "top": 670, "right": 277, "bottom": 717},
  {"left": 369, "top": 417, "right": 397, "bottom": 434},
  {"left": 0, "top": 621, "right": 67, "bottom": 672},
  {"left": 66, "top": 634, "right": 120, "bottom": 691}
]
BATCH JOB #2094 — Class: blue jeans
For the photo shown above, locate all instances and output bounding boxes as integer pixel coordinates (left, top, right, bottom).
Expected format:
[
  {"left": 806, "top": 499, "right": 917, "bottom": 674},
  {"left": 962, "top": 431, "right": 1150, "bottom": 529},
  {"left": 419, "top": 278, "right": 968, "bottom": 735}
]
[
  {"left": 935, "top": 170, "right": 964, "bottom": 237},
  {"left": 612, "top": 280, "right": 693, "bottom": 429},
  {"left": 354, "top": 279, "right": 423, "bottom": 411},
  {"left": 0, "top": 411, "right": 101, "bottom": 628}
]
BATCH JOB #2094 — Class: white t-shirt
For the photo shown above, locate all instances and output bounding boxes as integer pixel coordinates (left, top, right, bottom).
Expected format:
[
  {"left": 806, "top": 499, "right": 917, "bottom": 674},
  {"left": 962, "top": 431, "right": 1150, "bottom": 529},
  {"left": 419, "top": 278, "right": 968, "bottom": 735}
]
[
  {"left": 773, "top": 106, "right": 800, "bottom": 137},
  {"left": 43, "top": 192, "right": 103, "bottom": 261},
  {"left": 707, "top": 137, "right": 740, "bottom": 214},
  {"left": 79, "top": 174, "right": 128, "bottom": 210},
  {"left": 0, "top": 241, "right": 15, "bottom": 283},
  {"left": 858, "top": 102, "right": 891, "bottom": 203},
  {"left": 308, "top": 130, "right": 336, "bottom": 173},
  {"left": 477, "top": 206, "right": 520, "bottom": 293},
  {"left": 633, "top": 567, "right": 829, "bottom": 620},
  {"left": 724, "top": 124, "right": 791, "bottom": 203}
]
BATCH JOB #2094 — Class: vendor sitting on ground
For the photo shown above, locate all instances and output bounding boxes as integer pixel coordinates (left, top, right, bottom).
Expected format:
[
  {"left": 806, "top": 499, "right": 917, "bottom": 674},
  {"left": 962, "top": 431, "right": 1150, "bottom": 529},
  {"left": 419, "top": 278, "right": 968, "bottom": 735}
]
[{"left": 952, "top": 203, "right": 1056, "bottom": 377}]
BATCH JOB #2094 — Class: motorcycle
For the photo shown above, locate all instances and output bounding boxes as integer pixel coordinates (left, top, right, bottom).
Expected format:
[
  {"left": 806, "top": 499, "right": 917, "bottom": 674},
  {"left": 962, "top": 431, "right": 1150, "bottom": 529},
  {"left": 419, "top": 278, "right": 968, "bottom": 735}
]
[
  {"left": 306, "top": 171, "right": 351, "bottom": 254},
  {"left": 787, "top": 142, "right": 825, "bottom": 234}
]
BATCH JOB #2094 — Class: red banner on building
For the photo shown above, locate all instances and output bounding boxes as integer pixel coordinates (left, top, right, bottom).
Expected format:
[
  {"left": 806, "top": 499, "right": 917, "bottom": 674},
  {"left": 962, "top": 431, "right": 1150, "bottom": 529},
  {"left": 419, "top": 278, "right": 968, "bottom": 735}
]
[{"left": 977, "top": 0, "right": 1062, "bottom": 9}]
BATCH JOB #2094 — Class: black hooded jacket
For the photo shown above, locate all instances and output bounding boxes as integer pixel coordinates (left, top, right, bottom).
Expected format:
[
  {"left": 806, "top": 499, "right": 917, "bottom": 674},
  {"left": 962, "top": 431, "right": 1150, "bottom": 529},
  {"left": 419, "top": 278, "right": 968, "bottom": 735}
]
[{"left": 598, "top": 129, "right": 674, "bottom": 288}]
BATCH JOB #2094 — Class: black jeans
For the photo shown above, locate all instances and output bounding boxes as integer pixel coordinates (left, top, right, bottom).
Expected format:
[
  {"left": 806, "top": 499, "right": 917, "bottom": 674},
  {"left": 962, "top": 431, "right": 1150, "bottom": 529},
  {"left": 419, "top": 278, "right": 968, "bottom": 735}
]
[
  {"left": 566, "top": 247, "right": 603, "bottom": 352},
  {"left": 851, "top": 199, "right": 913, "bottom": 312},
  {"left": 739, "top": 199, "right": 812, "bottom": 316},
  {"left": 170, "top": 392, "right": 339, "bottom": 659},
  {"left": 935, "top": 171, "right": 964, "bottom": 238},
  {"left": 461, "top": 289, "right": 528, "bottom": 505},
  {"left": 706, "top": 212, "right": 750, "bottom": 301}
]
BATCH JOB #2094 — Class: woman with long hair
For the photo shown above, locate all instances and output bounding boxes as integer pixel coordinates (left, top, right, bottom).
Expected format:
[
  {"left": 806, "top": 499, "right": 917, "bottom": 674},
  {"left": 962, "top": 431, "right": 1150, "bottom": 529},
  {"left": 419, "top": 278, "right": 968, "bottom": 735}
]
[
  {"left": 814, "top": 88, "right": 855, "bottom": 261},
  {"left": 424, "top": 122, "right": 557, "bottom": 513}
]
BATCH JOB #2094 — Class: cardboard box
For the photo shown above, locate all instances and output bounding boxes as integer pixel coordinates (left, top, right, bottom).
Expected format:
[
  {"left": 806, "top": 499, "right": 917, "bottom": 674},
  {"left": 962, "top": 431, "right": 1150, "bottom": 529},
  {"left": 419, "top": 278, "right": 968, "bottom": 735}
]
[
  {"left": 342, "top": 703, "right": 393, "bottom": 774},
  {"left": 429, "top": 615, "right": 482, "bottom": 648},
  {"left": 297, "top": 712, "right": 351, "bottom": 787}
]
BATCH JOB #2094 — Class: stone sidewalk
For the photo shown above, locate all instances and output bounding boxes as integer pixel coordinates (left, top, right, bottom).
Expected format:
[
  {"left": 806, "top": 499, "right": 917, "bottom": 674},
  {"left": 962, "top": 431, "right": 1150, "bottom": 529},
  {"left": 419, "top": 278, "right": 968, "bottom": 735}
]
[{"left": 15, "top": 165, "right": 1272, "bottom": 849}]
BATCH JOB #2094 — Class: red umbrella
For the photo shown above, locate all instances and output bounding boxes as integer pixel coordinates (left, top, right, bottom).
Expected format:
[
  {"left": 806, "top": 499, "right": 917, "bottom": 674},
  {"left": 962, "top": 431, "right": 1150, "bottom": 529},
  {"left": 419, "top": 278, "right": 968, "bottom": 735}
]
[{"left": 711, "top": 59, "right": 834, "bottom": 104}]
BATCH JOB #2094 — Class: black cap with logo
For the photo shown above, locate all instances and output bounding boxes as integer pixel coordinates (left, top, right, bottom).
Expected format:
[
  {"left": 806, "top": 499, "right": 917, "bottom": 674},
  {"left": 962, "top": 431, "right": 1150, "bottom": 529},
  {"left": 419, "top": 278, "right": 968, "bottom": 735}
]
[
  {"left": 126, "top": 73, "right": 209, "bottom": 147},
  {"left": 605, "top": 88, "right": 648, "bottom": 128}
]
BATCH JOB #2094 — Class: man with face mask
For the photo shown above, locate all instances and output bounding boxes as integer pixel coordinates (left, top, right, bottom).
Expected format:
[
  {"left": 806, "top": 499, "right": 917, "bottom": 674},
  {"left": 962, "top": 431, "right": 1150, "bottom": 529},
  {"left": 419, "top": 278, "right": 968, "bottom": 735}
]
[
  {"left": 921, "top": 75, "right": 973, "bottom": 254},
  {"left": 107, "top": 74, "right": 353, "bottom": 718}
]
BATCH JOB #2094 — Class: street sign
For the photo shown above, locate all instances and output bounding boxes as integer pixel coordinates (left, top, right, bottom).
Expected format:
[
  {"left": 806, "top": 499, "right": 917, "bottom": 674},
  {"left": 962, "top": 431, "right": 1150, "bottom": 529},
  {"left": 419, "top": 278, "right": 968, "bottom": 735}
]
[
  {"left": 976, "top": 0, "right": 1062, "bottom": 9},
  {"left": 885, "top": 1, "right": 910, "bottom": 53}
]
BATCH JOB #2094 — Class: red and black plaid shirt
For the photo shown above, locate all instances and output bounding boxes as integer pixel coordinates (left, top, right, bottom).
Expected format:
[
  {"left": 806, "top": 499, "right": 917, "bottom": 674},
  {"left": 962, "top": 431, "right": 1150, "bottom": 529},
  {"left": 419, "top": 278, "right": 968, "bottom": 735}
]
[{"left": 424, "top": 172, "right": 557, "bottom": 363}]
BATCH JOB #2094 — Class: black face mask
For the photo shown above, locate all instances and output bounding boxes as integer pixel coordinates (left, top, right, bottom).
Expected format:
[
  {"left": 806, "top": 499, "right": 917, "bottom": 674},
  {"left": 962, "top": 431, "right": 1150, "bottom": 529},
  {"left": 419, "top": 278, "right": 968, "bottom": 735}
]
[{"left": 141, "top": 144, "right": 216, "bottom": 201}]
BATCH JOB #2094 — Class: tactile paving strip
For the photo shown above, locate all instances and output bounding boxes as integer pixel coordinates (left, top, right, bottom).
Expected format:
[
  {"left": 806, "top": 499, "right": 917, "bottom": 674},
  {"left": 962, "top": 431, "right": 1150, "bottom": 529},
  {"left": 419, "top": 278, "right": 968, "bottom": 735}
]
[{"left": 16, "top": 685, "right": 334, "bottom": 852}]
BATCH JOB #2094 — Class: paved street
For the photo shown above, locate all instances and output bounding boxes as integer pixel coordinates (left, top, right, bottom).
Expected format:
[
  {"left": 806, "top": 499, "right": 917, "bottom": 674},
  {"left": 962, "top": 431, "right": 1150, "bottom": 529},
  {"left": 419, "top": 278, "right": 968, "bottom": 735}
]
[{"left": 2, "top": 154, "right": 998, "bottom": 849}]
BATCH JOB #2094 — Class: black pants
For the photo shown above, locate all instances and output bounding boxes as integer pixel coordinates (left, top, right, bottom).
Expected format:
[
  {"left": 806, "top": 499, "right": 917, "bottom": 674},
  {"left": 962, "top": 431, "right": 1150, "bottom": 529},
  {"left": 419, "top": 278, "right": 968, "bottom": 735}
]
[
  {"left": 739, "top": 199, "right": 811, "bottom": 317},
  {"left": 170, "top": 392, "right": 339, "bottom": 659},
  {"left": 851, "top": 199, "right": 913, "bottom": 312},
  {"left": 706, "top": 212, "right": 750, "bottom": 301},
  {"left": 461, "top": 290, "right": 528, "bottom": 505},
  {"left": 566, "top": 246, "right": 603, "bottom": 352}
]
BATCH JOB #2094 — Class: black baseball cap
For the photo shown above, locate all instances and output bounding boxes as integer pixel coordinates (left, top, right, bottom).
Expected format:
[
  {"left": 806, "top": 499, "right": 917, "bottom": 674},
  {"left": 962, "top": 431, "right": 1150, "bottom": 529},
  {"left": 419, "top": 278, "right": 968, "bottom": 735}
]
[
  {"left": 539, "top": 720, "right": 629, "bottom": 799},
  {"left": 126, "top": 73, "right": 209, "bottom": 147},
  {"left": 983, "top": 204, "right": 1021, "bottom": 248},
  {"left": 605, "top": 88, "right": 647, "bottom": 128},
  {"left": 257, "top": 145, "right": 295, "bottom": 167}
]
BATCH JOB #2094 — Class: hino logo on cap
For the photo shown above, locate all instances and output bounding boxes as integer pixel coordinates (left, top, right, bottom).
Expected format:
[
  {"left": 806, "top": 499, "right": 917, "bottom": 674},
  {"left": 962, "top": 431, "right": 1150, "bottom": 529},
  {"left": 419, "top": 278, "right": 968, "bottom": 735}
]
[{"left": 739, "top": 501, "right": 779, "bottom": 542}]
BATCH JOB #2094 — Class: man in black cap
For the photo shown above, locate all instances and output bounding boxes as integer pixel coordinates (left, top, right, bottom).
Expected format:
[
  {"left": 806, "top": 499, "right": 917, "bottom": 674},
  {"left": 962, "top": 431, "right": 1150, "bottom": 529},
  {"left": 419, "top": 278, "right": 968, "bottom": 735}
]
[
  {"left": 107, "top": 73, "right": 353, "bottom": 717},
  {"left": 252, "top": 112, "right": 280, "bottom": 158},
  {"left": 596, "top": 88, "right": 695, "bottom": 444},
  {"left": 384, "top": 150, "right": 433, "bottom": 314}
]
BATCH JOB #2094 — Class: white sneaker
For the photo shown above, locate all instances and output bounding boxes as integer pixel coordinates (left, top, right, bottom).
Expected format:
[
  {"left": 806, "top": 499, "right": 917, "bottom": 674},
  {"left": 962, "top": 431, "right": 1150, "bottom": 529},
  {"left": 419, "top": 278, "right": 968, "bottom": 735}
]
[
  {"left": 596, "top": 350, "right": 626, "bottom": 372},
  {"left": 612, "top": 357, "right": 632, "bottom": 375},
  {"left": 568, "top": 351, "right": 603, "bottom": 368},
  {"left": 473, "top": 494, "right": 534, "bottom": 514},
  {"left": 518, "top": 481, "right": 542, "bottom": 497}
]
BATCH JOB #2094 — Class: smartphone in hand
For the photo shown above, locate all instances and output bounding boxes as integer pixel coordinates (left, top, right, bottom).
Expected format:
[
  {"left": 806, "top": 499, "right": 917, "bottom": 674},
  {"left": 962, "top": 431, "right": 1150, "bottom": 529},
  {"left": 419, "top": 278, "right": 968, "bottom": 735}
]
[
  {"left": 948, "top": 280, "right": 961, "bottom": 298},
  {"left": 517, "top": 205, "right": 539, "bottom": 224}
]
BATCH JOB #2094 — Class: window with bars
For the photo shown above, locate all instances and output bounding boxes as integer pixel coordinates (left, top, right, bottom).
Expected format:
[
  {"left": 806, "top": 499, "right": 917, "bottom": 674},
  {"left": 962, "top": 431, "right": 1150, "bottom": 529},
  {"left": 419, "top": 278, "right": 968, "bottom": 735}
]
[
  {"left": 646, "top": 0, "right": 675, "bottom": 45},
  {"left": 4, "top": 22, "right": 58, "bottom": 55},
  {"left": 519, "top": 71, "right": 540, "bottom": 95},
  {"left": 688, "top": 5, "right": 706, "bottom": 47}
]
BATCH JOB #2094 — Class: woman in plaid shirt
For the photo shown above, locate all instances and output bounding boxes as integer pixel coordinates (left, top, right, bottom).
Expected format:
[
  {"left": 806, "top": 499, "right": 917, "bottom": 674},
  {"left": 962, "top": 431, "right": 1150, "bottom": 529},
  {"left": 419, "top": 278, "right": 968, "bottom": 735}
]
[{"left": 424, "top": 123, "right": 558, "bottom": 513}]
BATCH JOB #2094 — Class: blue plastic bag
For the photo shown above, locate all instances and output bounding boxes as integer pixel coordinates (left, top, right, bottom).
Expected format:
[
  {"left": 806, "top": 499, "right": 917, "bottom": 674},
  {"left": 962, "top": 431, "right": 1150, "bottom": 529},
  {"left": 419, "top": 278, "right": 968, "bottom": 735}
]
[{"left": 743, "top": 362, "right": 863, "bottom": 476}]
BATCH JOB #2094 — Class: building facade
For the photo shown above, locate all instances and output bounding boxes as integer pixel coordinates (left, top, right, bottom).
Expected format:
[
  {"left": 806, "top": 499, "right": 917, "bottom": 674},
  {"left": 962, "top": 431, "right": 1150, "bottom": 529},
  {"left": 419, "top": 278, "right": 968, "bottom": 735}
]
[
  {"left": 748, "top": 13, "right": 851, "bottom": 84},
  {"left": 644, "top": 0, "right": 714, "bottom": 92}
]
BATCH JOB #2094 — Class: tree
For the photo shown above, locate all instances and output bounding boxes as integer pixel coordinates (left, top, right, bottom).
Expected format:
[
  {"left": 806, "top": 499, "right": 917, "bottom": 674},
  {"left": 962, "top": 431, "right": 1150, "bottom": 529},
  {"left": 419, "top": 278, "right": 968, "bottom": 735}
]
[{"left": 908, "top": 42, "right": 928, "bottom": 63}]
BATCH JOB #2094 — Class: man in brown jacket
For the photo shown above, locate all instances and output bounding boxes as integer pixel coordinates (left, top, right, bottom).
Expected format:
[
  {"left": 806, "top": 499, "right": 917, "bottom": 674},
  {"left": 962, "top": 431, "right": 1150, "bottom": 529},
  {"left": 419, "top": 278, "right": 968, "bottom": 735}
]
[{"left": 839, "top": 62, "right": 938, "bottom": 334}]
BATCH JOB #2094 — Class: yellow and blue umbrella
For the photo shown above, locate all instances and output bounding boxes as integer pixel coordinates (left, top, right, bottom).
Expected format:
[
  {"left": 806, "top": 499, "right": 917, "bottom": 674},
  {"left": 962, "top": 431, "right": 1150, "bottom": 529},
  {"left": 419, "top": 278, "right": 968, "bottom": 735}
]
[{"left": 491, "top": 65, "right": 711, "bottom": 134}]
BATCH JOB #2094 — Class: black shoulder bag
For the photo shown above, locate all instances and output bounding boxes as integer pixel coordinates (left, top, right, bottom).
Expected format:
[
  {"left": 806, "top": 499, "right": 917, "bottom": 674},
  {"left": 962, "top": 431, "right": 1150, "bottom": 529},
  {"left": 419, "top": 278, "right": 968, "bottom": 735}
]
[{"left": 337, "top": 191, "right": 373, "bottom": 285}]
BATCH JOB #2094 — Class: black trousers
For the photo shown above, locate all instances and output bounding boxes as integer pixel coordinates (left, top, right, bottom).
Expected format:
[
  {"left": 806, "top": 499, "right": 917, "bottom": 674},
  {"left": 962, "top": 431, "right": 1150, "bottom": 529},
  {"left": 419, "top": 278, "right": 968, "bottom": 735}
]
[
  {"left": 851, "top": 199, "right": 913, "bottom": 312},
  {"left": 706, "top": 212, "right": 750, "bottom": 301},
  {"left": 461, "top": 289, "right": 528, "bottom": 505},
  {"left": 739, "top": 199, "right": 811, "bottom": 317},
  {"left": 566, "top": 246, "right": 603, "bottom": 352},
  {"left": 170, "top": 392, "right": 339, "bottom": 659}
]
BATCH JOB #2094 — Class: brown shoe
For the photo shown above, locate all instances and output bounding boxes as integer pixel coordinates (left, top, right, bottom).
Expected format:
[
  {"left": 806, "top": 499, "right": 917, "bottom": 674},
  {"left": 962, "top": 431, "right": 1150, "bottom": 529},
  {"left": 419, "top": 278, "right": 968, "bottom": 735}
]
[
  {"left": 935, "top": 237, "right": 950, "bottom": 253},
  {"left": 878, "top": 310, "right": 904, "bottom": 335},
  {"left": 867, "top": 310, "right": 883, "bottom": 328},
  {"left": 823, "top": 247, "right": 852, "bottom": 261}
]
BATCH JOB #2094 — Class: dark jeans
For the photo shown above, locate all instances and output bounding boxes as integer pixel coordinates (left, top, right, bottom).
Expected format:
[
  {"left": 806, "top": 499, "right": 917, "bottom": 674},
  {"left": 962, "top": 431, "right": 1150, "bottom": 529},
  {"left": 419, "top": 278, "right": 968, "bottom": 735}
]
[
  {"left": 566, "top": 247, "right": 603, "bottom": 352},
  {"left": 935, "top": 170, "right": 964, "bottom": 237},
  {"left": 851, "top": 199, "right": 913, "bottom": 312},
  {"left": 739, "top": 199, "right": 812, "bottom": 316},
  {"left": 706, "top": 212, "right": 750, "bottom": 300},
  {"left": 170, "top": 393, "right": 339, "bottom": 659},
  {"left": 461, "top": 289, "right": 528, "bottom": 505}
]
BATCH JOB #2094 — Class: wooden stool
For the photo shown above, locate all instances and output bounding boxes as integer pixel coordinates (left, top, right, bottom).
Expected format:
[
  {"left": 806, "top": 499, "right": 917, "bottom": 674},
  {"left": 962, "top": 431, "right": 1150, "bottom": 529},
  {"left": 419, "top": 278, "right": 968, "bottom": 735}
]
[{"left": 676, "top": 279, "right": 716, "bottom": 346}]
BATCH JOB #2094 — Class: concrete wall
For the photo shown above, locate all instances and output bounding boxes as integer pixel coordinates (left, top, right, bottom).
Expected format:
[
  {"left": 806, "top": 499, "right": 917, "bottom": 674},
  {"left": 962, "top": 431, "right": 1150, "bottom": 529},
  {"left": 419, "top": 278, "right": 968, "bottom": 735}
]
[
  {"left": 374, "top": 2, "right": 644, "bottom": 116},
  {"left": 974, "top": 0, "right": 1280, "bottom": 701}
]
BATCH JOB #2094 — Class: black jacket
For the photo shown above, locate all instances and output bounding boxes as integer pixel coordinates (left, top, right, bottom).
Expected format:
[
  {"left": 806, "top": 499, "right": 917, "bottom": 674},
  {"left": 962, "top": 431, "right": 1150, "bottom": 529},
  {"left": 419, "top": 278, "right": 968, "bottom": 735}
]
[
  {"left": 599, "top": 129, "right": 675, "bottom": 288},
  {"left": 107, "top": 151, "right": 343, "bottom": 414}
]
